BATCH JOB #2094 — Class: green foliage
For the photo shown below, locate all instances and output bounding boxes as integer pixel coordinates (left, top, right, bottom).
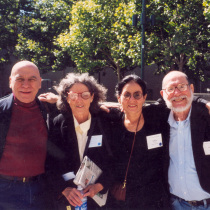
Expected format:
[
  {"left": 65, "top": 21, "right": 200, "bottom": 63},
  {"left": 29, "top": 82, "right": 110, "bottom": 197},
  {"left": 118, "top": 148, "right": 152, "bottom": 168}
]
[
  {"left": 55, "top": 0, "right": 141, "bottom": 80},
  {"left": 0, "top": 0, "right": 33, "bottom": 69},
  {"left": 15, "top": 0, "right": 73, "bottom": 73},
  {"left": 55, "top": 0, "right": 209, "bottom": 81},
  {"left": 1, "top": 0, "right": 209, "bottom": 81},
  {"left": 145, "top": 0, "right": 209, "bottom": 81},
  {"left": 203, "top": 0, "right": 210, "bottom": 21}
]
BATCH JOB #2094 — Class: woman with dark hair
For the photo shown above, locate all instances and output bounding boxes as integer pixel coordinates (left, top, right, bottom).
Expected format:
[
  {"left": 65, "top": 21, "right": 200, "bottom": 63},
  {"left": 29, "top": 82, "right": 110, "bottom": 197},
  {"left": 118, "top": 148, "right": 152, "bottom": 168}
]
[
  {"left": 107, "top": 74, "right": 170, "bottom": 209},
  {"left": 48, "top": 73, "right": 112, "bottom": 209}
]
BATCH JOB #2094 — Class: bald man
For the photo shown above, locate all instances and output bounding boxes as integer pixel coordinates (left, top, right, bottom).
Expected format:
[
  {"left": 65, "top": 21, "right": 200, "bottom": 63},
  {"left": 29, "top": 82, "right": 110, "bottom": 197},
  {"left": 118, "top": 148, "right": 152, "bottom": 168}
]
[
  {"left": 160, "top": 71, "right": 210, "bottom": 210},
  {"left": 0, "top": 61, "right": 51, "bottom": 209}
]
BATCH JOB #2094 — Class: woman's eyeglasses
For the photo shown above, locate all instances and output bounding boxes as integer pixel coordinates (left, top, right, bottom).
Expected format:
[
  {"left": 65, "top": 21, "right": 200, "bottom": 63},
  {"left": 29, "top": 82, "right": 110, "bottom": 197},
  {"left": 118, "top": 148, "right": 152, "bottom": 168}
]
[
  {"left": 68, "top": 91, "right": 91, "bottom": 100},
  {"left": 122, "top": 91, "right": 143, "bottom": 100}
]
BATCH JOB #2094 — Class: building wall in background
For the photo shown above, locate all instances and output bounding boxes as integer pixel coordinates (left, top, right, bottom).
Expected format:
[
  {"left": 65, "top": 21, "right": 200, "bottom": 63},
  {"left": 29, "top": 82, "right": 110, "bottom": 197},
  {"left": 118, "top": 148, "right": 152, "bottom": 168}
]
[{"left": 1, "top": 60, "right": 209, "bottom": 102}]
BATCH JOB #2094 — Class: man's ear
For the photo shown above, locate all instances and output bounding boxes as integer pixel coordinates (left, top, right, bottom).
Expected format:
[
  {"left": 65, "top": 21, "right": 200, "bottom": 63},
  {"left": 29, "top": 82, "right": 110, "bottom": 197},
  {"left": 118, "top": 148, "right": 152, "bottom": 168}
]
[
  {"left": 190, "top": 84, "right": 194, "bottom": 93},
  {"left": 160, "top": 90, "right": 163, "bottom": 97},
  {"left": 9, "top": 77, "right": 12, "bottom": 88},
  {"left": 39, "top": 77, "right": 42, "bottom": 89}
]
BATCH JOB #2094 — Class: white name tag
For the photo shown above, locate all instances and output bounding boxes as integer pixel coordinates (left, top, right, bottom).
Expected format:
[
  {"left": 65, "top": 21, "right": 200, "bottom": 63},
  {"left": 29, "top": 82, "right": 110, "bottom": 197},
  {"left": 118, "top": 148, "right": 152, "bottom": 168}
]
[
  {"left": 146, "top": 134, "right": 163, "bottom": 150},
  {"left": 203, "top": 141, "right": 210, "bottom": 155},
  {"left": 89, "top": 135, "right": 102, "bottom": 148},
  {"left": 62, "top": 171, "right": 76, "bottom": 181}
]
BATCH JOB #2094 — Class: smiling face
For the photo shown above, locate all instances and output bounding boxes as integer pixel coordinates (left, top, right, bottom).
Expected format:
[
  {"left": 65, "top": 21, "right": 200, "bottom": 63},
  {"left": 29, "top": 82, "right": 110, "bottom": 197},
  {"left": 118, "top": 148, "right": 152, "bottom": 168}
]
[
  {"left": 118, "top": 81, "right": 147, "bottom": 116},
  {"left": 67, "top": 83, "right": 94, "bottom": 118},
  {"left": 160, "top": 71, "right": 194, "bottom": 113},
  {"left": 9, "top": 61, "right": 41, "bottom": 103}
]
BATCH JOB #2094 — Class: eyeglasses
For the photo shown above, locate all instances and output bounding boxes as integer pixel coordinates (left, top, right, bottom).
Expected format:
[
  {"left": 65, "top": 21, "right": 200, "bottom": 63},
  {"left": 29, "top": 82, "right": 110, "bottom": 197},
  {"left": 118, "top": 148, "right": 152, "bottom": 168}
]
[
  {"left": 68, "top": 91, "right": 92, "bottom": 100},
  {"left": 162, "top": 84, "right": 189, "bottom": 94},
  {"left": 122, "top": 91, "right": 143, "bottom": 100}
]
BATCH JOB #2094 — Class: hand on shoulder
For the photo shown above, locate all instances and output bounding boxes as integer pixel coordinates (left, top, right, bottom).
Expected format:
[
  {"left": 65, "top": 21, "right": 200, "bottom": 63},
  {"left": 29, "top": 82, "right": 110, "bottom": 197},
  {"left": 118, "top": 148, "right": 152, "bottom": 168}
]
[{"left": 38, "top": 92, "right": 58, "bottom": 104}]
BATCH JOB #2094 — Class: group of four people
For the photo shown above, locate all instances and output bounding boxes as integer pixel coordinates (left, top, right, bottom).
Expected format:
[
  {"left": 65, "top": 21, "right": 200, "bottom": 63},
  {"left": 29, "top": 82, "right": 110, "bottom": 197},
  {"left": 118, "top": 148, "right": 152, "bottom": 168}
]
[{"left": 0, "top": 60, "right": 210, "bottom": 210}]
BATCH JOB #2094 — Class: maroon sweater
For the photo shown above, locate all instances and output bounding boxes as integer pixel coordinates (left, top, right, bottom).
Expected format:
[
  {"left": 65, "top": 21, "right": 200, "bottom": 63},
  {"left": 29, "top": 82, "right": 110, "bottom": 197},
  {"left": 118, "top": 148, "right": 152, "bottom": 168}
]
[{"left": 0, "top": 97, "right": 48, "bottom": 177}]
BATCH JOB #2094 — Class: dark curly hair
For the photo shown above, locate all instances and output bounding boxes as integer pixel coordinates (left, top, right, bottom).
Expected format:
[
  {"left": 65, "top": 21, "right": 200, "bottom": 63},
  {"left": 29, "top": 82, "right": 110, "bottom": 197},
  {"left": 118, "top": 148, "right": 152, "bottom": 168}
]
[
  {"left": 54, "top": 73, "right": 107, "bottom": 114},
  {"left": 115, "top": 74, "right": 147, "bottom": 97}
]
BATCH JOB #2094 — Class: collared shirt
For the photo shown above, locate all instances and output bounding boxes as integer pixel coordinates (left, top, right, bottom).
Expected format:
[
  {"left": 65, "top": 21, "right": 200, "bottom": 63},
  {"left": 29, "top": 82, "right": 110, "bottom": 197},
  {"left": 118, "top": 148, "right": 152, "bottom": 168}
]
[
  {"left": 168, "top": 108, "right": 210, "bottom": 201},
  {"left": 73, "top": 114, "right": 91, "bottom": 163}
]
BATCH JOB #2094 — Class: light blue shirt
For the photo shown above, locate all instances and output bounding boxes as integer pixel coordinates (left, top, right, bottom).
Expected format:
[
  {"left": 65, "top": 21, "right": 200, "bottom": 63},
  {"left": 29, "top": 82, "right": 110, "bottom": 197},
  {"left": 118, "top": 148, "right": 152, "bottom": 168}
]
[{"left": 168, "top": 108, "right": 210, "bottom": 201}]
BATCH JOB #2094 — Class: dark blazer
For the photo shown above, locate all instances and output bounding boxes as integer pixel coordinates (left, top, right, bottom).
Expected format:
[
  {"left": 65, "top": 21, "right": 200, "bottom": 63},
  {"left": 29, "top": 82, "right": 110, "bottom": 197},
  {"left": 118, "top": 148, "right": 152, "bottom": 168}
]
[
  {"left": 48, "top": 110, "right": 113, "bottom": 205},
  {"left": 0, "top": 94, "right": 51, "bottom": 160},
  {"left": 157, "top": 100, "right": 210, "bottom": 195},
  {"left": 179, "top": 101, "right": 210, "bottom": 194}
]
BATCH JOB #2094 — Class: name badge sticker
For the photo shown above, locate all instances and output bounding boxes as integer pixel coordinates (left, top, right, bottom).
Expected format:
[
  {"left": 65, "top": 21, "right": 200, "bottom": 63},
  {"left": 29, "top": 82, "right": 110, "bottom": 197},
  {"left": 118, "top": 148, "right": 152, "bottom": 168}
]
[
  {"left": 203, "top": 141, "right": 210, "bottom": 155},
  {"left": 146, "top": 134, "right": 163, "bottom": 150},
  {"left": 89, "top": 135, "right": 102, "bottom": 148},
  {"left": 62, "top": 171, "right": 76, "bottom": 181}
]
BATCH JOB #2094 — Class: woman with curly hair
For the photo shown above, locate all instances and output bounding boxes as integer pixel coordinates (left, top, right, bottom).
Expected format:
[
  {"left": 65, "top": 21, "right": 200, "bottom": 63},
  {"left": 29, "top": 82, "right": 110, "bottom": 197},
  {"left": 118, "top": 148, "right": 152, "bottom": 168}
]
[{"left": 48, "top": 73, "right": 112, "bottom": 209}]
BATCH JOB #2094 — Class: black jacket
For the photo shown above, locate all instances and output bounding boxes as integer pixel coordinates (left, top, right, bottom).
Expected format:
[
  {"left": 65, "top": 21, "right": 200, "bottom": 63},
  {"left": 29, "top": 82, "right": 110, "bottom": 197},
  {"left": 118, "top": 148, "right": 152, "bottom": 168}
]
[
  {"left": 151, "top": 100, "right": 210, "bottom": 195},
  {"left": 48, "top": 110, "right": 113, "bottom": 207},
  {"left": 0, "top": 94, "right": 51, "bottom": 160},
  {"left": 167, "top": 101, "right": 210, "bottom": 194}
]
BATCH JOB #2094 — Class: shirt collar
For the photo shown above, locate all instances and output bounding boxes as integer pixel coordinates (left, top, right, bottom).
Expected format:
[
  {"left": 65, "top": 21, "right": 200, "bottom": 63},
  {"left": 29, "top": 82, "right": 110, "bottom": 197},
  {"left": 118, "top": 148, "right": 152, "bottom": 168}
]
[
  {"left": 168, "top": 107, "right": 192, "bottom": 128},
  {"left": 13, "top": 95, "right": 36, "bottom": 108},
  {"left": 73, "top": 114, "right": 91, "bottom": 134}
]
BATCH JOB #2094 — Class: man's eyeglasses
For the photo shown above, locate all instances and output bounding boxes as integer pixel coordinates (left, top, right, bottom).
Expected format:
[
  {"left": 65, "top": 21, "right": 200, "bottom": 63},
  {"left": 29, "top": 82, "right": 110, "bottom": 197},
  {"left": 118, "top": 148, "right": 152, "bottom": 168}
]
[
  {"left": 68, "top": 91, "right": 92, "bottom": 100},
  {"left": 122, "top": 91, "right": 143, "bottom": 100},
  {"left": 162, "top": 84, "right": 189, "bottom": 94}
]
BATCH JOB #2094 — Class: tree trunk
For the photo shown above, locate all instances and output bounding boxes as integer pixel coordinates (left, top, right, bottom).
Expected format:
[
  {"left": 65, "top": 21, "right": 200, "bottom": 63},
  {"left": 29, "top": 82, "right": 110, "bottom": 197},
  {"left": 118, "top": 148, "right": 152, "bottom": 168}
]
[
  {"left": 174, "top": 53, "right": 187, "bottom": 72},
  {"left": 116, "top": 62, "right": 122, "bottom": 82},
  {"left": 178, "top": 53, "right": 185, "bottom": 71}
]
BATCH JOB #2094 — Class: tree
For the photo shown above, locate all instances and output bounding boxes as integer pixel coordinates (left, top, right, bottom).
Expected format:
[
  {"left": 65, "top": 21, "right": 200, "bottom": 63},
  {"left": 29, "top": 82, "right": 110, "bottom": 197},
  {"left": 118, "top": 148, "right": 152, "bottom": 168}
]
[
  {"left": 0, "top": 0, "right": 33, "bottom": 70},
  {"left": 55, "top": 0, "right": 141, "bottom": 81},
  {"left": 15, "top": 0, "right": 74, "bottom": 73},
  {"left": 203, "top": 0, "right": 210, "bottom": 21},
  {"left": 12, "top": 0, "right": 209, "bottom": 81},
  {"left": 55, "top": 0, "right": 209, "bottom": 81},
  {"left": 144, "top": 0, "right": 209, "bottom": 81}
]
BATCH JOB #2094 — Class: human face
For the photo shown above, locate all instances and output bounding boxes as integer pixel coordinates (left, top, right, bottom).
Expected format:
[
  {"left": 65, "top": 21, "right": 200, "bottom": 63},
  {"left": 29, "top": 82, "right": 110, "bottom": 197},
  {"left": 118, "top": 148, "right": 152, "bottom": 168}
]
[
  {"left": 160, "top": 72, "right": 194, "bottom": 113},
  {"left": 9, "top": 61, "right": 41, "bottom": 103},
  {"left": 67, "top": 83, "right": 94, "bottom": 117},
  {"left": 118, "top": 81, "right": 147, "bottom": 115}
]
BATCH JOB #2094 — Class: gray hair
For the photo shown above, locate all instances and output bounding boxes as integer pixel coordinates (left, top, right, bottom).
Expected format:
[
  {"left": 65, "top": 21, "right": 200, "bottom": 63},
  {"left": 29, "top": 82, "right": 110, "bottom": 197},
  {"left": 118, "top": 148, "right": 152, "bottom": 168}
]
[{"left": 54, "top": 73, "right": 107, "bottom": 113}]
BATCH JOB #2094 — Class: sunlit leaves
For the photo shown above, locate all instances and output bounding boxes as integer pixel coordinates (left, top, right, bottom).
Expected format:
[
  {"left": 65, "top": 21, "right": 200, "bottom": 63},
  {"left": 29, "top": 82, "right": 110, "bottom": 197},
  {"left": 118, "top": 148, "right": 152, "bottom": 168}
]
[
  {"left": 2, "top": 0, "right": 209, "bottom": 81},
  {"left": 55, "top": 0, "right": 140, "bottom": 79},
  {"left": 15, "top": 0, "right": 73, "bottom": 72},
  {"left": 145, "top": 0, "right": 209, "bottom": 80}
]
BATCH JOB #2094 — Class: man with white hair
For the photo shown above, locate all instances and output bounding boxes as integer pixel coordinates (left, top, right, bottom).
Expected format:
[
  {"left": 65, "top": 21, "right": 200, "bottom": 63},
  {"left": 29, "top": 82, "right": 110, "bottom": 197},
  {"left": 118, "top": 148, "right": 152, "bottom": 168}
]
[
  {"left": 160, "top": 71, "right": 210, "bottom": 209},
  {"left": 0, "top": 61, "right": 53, "bottom": 209}
]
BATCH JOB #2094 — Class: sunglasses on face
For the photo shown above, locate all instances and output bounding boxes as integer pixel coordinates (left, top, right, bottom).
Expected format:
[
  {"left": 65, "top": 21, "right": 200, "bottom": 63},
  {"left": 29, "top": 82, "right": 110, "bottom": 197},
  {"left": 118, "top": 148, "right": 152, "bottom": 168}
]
[
  {"left": 68, "top": 91, "right": 92, "bottom": 100},
  {"left": 122, "top": 91, "right": 143, "bottom": 100}
]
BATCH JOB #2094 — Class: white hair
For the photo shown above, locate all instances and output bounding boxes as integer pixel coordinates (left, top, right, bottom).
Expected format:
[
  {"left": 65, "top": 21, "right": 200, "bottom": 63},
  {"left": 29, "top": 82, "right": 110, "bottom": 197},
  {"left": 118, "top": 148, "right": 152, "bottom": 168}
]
[{"left": 163, "top": 89, "right": 193, "bottom": 113}]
